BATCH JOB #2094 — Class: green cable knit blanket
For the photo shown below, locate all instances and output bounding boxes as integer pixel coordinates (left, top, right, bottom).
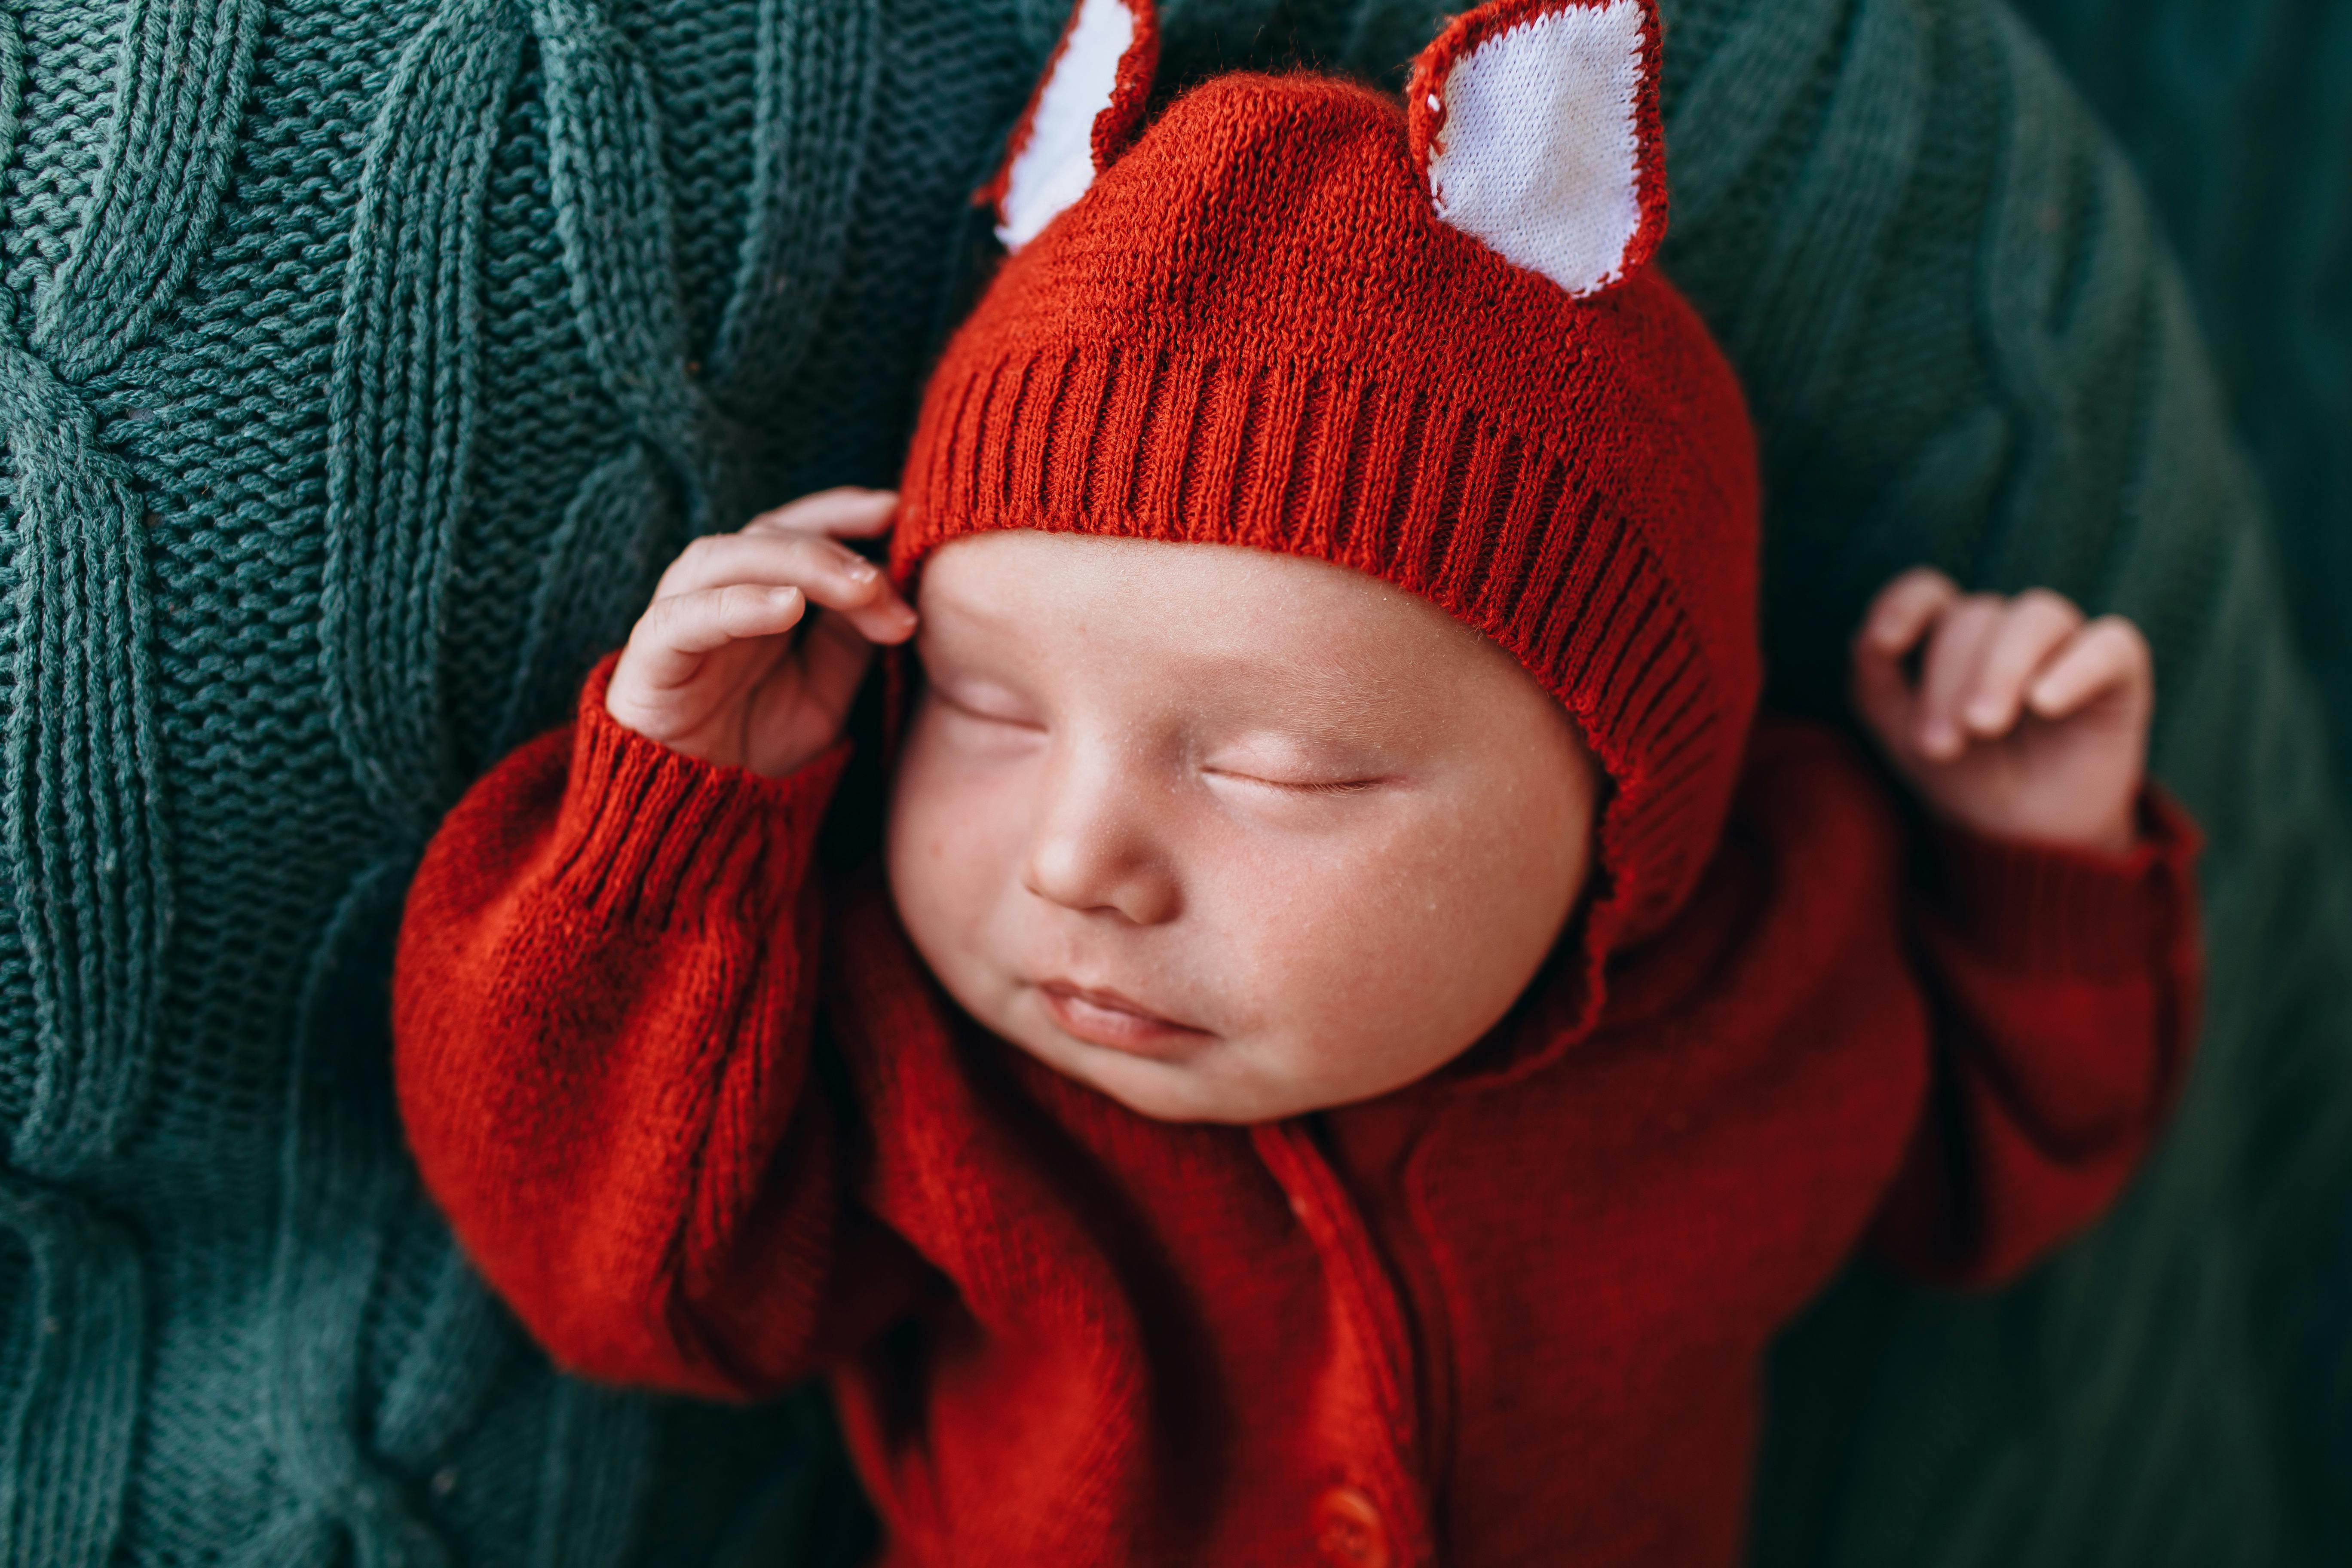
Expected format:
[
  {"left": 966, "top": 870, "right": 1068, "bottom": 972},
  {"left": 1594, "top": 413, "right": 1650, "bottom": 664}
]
[
  {"left": 2013, "top": 0, "right": 2352, "bottom": 784},
  {"left": 0, "top": 0, "right": 2343, "bottom": 1563}
]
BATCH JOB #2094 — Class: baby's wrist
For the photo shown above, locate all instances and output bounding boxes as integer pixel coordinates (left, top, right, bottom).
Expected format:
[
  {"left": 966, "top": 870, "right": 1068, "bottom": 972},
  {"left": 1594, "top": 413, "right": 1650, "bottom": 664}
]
[
  {"left": 1934, "top": 797, "right": 2139, "bottom": 858},
  {"left": 1920, "top": 785, "right": 2196, "bottom": 977},
  {"left": 560, "top": 661, "right": 850, "bottom": 930}
]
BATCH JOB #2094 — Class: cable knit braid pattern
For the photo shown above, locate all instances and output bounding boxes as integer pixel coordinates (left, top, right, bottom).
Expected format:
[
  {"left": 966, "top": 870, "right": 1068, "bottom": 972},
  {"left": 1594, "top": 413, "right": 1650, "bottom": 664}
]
[
  {"left": 2012, "top": 0, "right": 2352, "bottom": 858},
  {"left": 0, "top": 0, "right": 2346, "bottom": 1565},
  {"left": 0, "top": 1, "right": 1052, "bottom": 1562}
]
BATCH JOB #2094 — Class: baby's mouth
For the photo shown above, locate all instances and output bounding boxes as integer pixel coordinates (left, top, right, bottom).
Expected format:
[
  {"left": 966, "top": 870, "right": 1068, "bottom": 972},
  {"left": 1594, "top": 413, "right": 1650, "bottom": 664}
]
[{"left": 1034, "top": 981, "right": 1212, "bottom": 1058}]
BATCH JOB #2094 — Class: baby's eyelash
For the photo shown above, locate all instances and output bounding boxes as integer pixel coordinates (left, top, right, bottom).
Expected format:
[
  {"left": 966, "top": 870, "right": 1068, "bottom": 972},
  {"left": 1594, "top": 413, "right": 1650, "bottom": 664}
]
[
  {"left": 1284, "top": 777, "right": 1382, "bottom": 796},
  {"left": 1213, "top": 770, "right": 1384, "bottom": 796},
  {"left": 935, "top": 690, "right": 1044, "bottom": 729}
]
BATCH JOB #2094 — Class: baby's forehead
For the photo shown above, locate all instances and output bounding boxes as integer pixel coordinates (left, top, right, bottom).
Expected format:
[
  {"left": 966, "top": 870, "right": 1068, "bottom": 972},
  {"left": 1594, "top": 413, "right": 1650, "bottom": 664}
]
[
  {"left": 917, "top": 530, "right": 1477, "bottom": 665},
  {"left": 911, "top": 529, "right": 1567, "bottom": 736},
  {"left": 918, "top": 527, "right": 1384, "bottom": 598}
]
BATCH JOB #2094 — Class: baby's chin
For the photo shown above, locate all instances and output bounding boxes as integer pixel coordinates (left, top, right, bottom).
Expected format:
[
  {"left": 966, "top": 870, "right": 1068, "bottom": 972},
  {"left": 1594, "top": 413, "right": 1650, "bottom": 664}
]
[{"left": 983, "top": 994, "right": 1332, "bottom": 1126}]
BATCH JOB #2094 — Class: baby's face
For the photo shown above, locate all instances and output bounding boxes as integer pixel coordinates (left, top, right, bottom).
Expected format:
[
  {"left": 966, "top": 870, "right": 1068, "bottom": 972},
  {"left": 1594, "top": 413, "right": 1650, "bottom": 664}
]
[{"left": 887, "top": 532, "right": 1598, "bottom": 1124}]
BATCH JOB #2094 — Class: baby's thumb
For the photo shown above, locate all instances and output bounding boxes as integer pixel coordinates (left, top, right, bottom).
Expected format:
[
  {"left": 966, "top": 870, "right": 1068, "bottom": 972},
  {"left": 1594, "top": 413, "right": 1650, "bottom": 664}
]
[
  {"left": 795, "top": 608, "right": 882, "bottom": 736},
  {"left": 1848, "top": 638, "right": 1919, "bottom": 763}
]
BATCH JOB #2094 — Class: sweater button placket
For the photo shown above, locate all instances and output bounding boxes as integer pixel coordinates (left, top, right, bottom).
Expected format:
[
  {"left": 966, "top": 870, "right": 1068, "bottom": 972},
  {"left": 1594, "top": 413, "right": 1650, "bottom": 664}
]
[{"left": 1312, "top": 1483, "right": 1394, "bottom": 1568}]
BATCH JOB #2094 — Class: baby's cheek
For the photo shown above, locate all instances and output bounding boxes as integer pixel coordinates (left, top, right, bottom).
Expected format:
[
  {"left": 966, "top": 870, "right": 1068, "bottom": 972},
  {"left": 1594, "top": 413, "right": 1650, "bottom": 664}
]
[
  {"left": 887, "top": 740, "right": 1024, "bottom": 968},
  {"left": 1208, "top": 833, "right": 1471, "bottom": 1087},
  {"left": 1304, "top": 816, "right": 1577, "bottom": 1089}
]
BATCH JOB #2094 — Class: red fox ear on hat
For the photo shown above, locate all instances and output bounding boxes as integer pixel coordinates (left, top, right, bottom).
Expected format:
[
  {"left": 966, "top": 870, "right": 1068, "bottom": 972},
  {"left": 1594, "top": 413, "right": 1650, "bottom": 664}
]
[
  {"left": 1408, "top": 0, "right": 1668, "bottom": 298},
  {"left": 983, "top": 0, "right": 1161, "bottom": 252}
]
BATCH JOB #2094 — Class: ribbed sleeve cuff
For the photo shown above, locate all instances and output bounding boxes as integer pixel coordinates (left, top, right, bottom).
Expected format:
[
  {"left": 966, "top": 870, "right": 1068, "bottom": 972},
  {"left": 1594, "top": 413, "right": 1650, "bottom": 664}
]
[
  {"left": 1926, "top": 786, "right": 2202, "bottom": 977},
  {"left": 543, "top": 655, "right": 851, "bottom": 930}
]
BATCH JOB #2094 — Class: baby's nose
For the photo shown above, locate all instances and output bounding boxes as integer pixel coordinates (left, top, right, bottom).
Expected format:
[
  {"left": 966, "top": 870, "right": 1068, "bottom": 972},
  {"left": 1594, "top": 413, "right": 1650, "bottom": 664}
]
[{"left": 1020, "top": 754, "right": 1183, "bottom": 926}]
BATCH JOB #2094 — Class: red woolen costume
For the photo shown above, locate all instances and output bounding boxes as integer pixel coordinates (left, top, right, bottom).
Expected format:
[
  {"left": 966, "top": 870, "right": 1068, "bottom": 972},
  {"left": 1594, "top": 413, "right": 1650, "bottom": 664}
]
[{"left": 393, "top": 2, "right": 2203, "bottom": 1564}]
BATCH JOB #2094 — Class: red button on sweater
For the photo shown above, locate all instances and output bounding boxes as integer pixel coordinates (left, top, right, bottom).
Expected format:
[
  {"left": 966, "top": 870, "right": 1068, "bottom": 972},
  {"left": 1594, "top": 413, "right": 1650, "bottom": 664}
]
[{"left": 393, "top": 664, "right": 2200, "bottom": 1568}]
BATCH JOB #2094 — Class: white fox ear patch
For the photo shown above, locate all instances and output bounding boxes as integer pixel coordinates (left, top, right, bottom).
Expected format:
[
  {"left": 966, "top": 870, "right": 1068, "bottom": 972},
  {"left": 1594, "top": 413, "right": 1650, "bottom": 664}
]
[
  {"left": 1408, "top": 0, "right": 1667, "bottom": 298},
  {"left": 986, "top": 0, "right": 1161, "bottom": 251}
]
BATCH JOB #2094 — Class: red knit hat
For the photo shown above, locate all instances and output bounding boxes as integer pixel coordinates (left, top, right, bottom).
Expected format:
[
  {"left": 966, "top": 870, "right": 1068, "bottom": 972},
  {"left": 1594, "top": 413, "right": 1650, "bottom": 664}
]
[{"left": 896, "top": 0, "right": 1759, "bottom": 1045}]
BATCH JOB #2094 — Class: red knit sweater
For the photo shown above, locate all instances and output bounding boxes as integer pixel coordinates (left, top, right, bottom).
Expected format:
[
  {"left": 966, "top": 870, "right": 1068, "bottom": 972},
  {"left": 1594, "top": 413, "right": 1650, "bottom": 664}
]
[{"left": 394, "top": 669, "right": 2200, "bottom": 1568}]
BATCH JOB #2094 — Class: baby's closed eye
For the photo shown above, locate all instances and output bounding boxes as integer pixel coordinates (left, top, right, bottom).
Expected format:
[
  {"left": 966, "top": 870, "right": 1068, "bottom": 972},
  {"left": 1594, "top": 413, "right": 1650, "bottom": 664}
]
[
  {"left": 1203, "top": 769, "right": 1388, "bottom": 796},
  {"left": 1199, "top": 736, "right": 1396, "bottom": 797},
  {"left": 929, "top": 681, "right": 1047, "bottom": 731}
]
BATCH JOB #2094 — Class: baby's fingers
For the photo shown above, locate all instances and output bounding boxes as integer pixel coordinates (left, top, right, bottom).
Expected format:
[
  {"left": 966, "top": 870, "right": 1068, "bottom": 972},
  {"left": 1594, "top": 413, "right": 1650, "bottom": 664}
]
[
  {"left": 780, "top": 610, "right": 878, "bottom": 740},
  {"left": 626, "top": 584, "right": 808, "bottom": 692},
  {"left": 2026, "top": 616, "right": 2152, "bottom": 721},
  {"left": 1911, "top": 595, "right": 2005, "bottom": 760},
  {"left": 1851, "top": 569, "right": 1958, "bottom": 754},
  {"left": 1958, "top": 590, "right": 2082, "bottom": 738},
  {"left": 744, "top": 487, "right": 898, "bottom": 539},
  {"left": 656, "top": 530, "right": 916, "bottom": 646},
  {"left": 1858, "top": 568, "right": 1962, "bottom": 658}
]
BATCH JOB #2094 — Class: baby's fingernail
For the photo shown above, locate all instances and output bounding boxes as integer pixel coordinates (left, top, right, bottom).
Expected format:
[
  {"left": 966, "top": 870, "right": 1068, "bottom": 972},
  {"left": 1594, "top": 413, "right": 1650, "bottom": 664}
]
[
  {"left": 770, "top": 586, "right": 801, "bottom": 605},
  {"left": 1919, "top": 718, "right": 1958, "bottom": 755},
  {"left": 843, "top": 556, "right": 879, "bottom": 582},
  {"left": 1966, "top": 695, "right": 2003, "bottom": 726}
]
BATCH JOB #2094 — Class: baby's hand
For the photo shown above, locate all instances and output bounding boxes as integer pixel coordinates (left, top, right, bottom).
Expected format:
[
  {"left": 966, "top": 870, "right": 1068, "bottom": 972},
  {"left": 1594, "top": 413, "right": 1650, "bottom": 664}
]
[
  {"left": 606, "top": 487, "right": 916, "bottom": 777},
  {"left": 1851, "top": 569, "right": 2152, "bottom": 854}
]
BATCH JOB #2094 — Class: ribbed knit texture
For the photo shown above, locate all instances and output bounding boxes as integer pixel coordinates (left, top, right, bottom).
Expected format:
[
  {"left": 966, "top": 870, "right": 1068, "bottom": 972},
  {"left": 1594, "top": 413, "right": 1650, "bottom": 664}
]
[
  {"left": 547, "top": 661, "right": 848, "bottom": 934},
  {"left": 898, "top": 71, "right": 1757, "bottom": 977},
  {"left": 0, "top": 0, "right": 2347, "bottom": 1564}
]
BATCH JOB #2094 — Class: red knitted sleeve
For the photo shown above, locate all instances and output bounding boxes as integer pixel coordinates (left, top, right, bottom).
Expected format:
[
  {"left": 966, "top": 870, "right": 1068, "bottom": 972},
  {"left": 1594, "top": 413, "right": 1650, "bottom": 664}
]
[
  {"left": 1868, "top": 790, "right": 2205, "bottom": 1287},
  {"left": 393, "top": 655, "right": 857, "bottom": 1400}
]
